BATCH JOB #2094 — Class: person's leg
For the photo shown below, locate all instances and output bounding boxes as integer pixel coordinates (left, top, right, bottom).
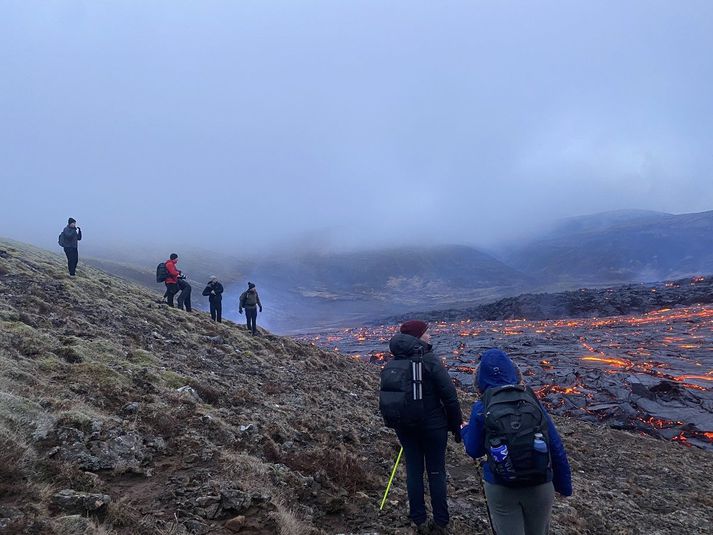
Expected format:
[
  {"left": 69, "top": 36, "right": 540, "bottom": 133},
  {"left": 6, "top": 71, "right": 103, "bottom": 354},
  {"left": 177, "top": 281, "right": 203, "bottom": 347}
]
[
  {"left": 216, "top": 300, "right": 222, "bottom": 323},
  {"left": 165, "top": 284, "right": 177, "bottom": 307},
  {"left": 70, "top": 248, "right": 79, "bottom": 275},
  {"left": 183, "top": 284, "right": 192, "bottom": 312},
  {"left": 64, "top": 248, "right": 72, "bottom": 275},
  {"left": 396, "top": 430, "right": 427, "bottom": 526},
  {"left": 484, "top": 481, "right": 526, "bottom": 535},
  {"left": 520, "top": 482, "right": 555, "bottom": 535},
  {"left": 210, "top": 302, "right": 217, "bottom": 321},
  {"left": 247, "top": 308, "right": 257, "bottom": 334},
  {"left": 423, "top": 427, "right": 449, "bottom": 527}
]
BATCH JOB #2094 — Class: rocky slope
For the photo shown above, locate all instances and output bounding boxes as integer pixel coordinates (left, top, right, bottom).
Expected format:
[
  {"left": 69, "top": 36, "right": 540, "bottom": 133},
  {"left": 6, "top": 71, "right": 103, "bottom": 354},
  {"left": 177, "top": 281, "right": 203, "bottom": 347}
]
[
  {"left": 1, "top": 239, "right": 712, "bottom": 535},
  {"left": 386, "top": 275, "right": 713, "bottom": 324}
]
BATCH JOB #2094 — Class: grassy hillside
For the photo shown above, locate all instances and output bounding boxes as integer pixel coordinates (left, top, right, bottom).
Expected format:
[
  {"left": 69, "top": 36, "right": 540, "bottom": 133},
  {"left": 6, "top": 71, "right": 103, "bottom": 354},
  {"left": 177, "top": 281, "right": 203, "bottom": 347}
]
[{"left": 0, "top": 239, "right": 712, "bottom": 534}]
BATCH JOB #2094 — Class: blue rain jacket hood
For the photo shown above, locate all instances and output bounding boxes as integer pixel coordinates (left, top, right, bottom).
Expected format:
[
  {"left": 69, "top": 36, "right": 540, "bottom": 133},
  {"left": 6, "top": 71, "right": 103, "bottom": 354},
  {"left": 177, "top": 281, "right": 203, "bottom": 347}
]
[{"left": 476, "top": 349, "right": 519, "bottom": 393}]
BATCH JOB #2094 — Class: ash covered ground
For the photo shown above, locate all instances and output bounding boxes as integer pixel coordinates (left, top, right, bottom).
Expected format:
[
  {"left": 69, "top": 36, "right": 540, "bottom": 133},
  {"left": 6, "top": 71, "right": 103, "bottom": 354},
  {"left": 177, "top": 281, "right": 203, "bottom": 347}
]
[{"left": 295, "top": 305, "right": 713, "bottom": 451}]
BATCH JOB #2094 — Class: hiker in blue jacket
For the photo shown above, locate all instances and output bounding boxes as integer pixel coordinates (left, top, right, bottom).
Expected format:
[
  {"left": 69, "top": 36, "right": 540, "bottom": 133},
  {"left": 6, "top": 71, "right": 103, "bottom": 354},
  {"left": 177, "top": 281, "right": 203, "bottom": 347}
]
[{"left": 461, "top": 349, "right": 572, "bottom": 535}]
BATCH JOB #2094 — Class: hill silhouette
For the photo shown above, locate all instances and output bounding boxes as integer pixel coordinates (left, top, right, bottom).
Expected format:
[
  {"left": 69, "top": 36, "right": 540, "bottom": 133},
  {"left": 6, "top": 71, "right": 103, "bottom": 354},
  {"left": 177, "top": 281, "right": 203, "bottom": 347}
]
[
  {"left": 0, "top": 238, "right": 711, "bottom": 534},
  {"left": 505, "top": 209, "right": 713, "bottom": 284}
]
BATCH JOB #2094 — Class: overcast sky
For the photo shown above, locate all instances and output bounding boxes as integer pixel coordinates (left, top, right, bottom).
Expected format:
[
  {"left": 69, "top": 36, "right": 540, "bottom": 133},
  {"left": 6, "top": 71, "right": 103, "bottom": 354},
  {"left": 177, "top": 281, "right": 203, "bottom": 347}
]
[{"left": 2, "top": 0, "right": 712, "bottom": 254}]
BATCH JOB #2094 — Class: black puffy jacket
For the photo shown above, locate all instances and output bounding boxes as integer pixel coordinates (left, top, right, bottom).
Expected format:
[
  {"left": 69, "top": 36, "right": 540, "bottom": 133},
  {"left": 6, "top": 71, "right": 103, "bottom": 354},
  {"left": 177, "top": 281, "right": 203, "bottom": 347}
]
[
  {"left": 202, "top": 282, "right": 224, "bottom": 302},
  {"left": 388, "top": 333, "right": 463, "bottom": 433}
]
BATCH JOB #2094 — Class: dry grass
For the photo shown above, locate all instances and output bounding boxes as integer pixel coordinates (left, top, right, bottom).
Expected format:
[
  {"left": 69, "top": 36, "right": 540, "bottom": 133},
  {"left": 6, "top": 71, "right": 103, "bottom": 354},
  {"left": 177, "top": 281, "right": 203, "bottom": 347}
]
[
  {"left": 273, "top": 503, "right": 310, "bottom": 535},
  {"left": 283, "top": 446, "right": 375, "bottom": 493}
]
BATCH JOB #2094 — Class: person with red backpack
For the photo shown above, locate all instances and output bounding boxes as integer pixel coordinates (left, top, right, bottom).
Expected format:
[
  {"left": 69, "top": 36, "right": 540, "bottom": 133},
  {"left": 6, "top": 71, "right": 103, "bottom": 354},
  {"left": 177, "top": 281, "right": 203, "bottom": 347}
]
[
  {"left": 461, "top": 349, "right": 572, "bottom": 535},
  {"left": 379, "top": 320, "right": 462, "bottom": 534}
]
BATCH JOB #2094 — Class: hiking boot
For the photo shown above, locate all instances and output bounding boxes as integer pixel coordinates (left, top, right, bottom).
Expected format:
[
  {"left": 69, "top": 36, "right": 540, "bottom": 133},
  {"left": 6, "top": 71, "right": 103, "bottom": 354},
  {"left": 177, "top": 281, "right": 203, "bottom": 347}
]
[
  {"left": 430, "top": 522, "right": 449, "bottom": 535},
  {"left": 414, "top": 522, "right": 431, "bottom": 535}
]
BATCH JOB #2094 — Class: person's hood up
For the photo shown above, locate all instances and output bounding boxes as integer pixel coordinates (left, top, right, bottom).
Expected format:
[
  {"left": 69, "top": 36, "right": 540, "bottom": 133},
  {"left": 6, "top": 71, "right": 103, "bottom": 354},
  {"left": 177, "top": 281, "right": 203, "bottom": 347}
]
[
  {"left": 476, "top": 349, "right": 519, "bottom": 393},
  {"left": 248, "top": 282, "right": 256, "bottom": 289},
  {"left": 208, "top": 276, "right": 218, "bottom": 283},
  {"left": 389, "top": 333, "right": 431, "bottom": 358}
]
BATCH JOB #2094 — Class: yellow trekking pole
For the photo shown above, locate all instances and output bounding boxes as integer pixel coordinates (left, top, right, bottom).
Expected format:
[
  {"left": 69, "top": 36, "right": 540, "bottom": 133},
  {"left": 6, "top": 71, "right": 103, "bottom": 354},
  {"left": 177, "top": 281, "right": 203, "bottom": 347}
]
[{"left": 379, "top": 447, "right": 403, "bottom": 510}]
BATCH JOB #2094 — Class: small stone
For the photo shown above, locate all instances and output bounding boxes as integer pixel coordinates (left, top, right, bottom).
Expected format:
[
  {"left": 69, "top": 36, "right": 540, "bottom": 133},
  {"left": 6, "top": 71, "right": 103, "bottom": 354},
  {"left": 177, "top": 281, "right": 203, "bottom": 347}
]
[
  {"left": 176, "top": 385, "right": 202, "bottom": 402},
  {"left": 225, "top": 515, "right": 246, "bottom": 532},
  {"left": 122, "top": 402, "right": 140, "bottom": 415}
]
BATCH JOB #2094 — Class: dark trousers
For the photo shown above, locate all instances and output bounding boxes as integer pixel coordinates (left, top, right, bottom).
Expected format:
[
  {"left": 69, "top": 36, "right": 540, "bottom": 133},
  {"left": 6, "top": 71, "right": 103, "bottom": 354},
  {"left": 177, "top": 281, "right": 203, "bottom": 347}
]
[
  {"left": 63, "top": 247, "right": 79, "bottom": 276},
  {"left": 245, "top": 306, "right": 258, "bottom": 334},
  {"left": 177, "top": 280, "right": 192, "bottom": 312},
  {"left": 165, "top": 283, "right": 179, "bottom": 307},
  {"left": 210, "top": 299, "right": 222, "bottom": 322},
  {"left": 396, "top": 427, "right": 449, "bottom": 527}
]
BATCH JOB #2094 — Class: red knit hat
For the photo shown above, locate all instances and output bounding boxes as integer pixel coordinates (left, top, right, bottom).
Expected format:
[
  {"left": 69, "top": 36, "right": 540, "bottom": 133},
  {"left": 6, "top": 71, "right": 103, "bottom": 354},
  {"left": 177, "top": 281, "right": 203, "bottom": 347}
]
[{"left": 400, "top": 320, "right": 429, "bottom": 338}]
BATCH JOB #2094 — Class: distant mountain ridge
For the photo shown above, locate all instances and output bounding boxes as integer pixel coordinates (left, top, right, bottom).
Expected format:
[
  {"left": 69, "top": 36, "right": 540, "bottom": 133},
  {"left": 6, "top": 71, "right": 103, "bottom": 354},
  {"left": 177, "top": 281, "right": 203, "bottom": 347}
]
[
  {"left": 383, "top": 274, "right": 713, "bottom": 324},
  {"left": 503, "top": 209, "right": 713, "bottom": 285},
  {"left": 76, "top": 208, "right": 713, "bottom": 331}
]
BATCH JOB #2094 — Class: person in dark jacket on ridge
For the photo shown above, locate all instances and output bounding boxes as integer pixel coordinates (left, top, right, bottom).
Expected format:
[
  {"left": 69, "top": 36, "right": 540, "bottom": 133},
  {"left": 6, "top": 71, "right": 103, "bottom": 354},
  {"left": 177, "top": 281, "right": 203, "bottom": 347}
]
[
  {"left": 202, "top": 276, "right": 224, "bottom": 322},
  {"left": 164, "top": 254, "right": 181, "bottom": 308},
  {"left": 176, "top": 275, "right": 192, "bottom": 312},
  {"left": 59, "top": 218, "right": 82, "bottom": 276},
  {"left": 388, "top": 320, "right": 462, "bottom": 534},
  {"left": 239, "top": 282, "right": 262, "bottom": 335},
  {"left": 461, "top": 349, "right": 572, "bottom": 535}
]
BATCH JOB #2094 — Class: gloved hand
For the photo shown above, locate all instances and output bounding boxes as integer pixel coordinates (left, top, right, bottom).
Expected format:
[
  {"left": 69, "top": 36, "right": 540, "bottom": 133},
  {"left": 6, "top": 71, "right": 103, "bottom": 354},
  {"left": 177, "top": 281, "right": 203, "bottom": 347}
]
[
  {"left": 259, "top": 307, "right": 263, "bottom": 312},
  {"left": 452, "top": 430, "right": 462, "bottom": 443},
  {"left": 238, "top": 309, "right": 243, "bottom": 315}
]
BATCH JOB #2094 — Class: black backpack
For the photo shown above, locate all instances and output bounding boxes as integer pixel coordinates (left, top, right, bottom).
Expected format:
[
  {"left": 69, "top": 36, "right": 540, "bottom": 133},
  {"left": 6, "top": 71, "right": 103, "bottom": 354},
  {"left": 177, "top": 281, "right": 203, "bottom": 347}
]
[
  {"left": 58, "top": 232, "right": 65, "bottom": 247},
  {"left": 379, "top": 350, "right": 425, "bottom": 429},
  {"left": 156, "top": 263, "right": 169, "bottom": 283},
  {"left": 482, "top": 384, "right": 551, "bottom": 486}
]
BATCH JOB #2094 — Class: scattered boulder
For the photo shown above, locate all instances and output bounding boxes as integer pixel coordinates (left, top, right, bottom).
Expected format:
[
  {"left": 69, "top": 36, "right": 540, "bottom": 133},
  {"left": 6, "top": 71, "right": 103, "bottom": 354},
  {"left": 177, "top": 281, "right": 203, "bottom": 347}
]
[
  {"left": 122, "top": 401, "right": 140, "bottom": 415},
  {"left": 51, "top": 489, "right": 111, "bottom": 514},
  {"left": 177, "top": 385, "right": 203, "bottom": 402}
]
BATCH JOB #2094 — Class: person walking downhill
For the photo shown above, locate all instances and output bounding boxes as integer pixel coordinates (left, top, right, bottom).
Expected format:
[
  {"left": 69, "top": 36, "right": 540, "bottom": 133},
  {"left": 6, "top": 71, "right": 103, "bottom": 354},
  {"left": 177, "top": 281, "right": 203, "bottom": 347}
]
[
  {"left": 379, "top": 320, "right": 462, "bottom": 534},
  {"left": 163, "top": 254, "right": 182, "bottom": 308},
  {"left": 461, "top": 349, "right": 572, "bottom": 535},
  {"left": 58, "top": 218, "right": 82, "bottom": 276},
  {"left": 202, "top": 276, "right": 224, "bottom": 322},
  {"left": 239, "top": 282, "right": 262, "bottom": 335}
]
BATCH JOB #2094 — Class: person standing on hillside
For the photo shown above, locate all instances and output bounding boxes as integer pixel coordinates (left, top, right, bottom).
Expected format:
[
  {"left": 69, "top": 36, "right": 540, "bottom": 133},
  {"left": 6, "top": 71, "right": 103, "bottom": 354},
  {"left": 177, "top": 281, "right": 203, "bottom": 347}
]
[
  {"left": 461, "top": 349, "right": 572, "bottom": 535},
  {"left": 58, "top": 218, "right": 82, "bottom": 276},
  {"left": 239, "top": 282, "right": 262, "bottom": 335},
  {"left": 164, "top": 253, "right": 182, "bottom": 308},
  {"left": 202, "top": 276, "right": 224, "bottom": 322},
  {"left": 176, "top": 274, "right": 192, "bottom": 312},
  {"left": 379, "top": 320, "right": 462, "bottom": 534}
]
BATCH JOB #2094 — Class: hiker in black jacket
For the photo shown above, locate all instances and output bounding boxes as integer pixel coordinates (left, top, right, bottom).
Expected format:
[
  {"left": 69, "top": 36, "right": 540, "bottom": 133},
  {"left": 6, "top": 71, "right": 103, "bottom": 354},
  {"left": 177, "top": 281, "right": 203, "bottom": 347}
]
[
  {"left": 176, "top": 276, "right": 192, "bottom": 312},
  {"left": 202, "top": 276, "right": 224, "bottom": 322},
  {"left": 239, "top": 282, "right": 262, "bottom": 335},
  {"left": 58, "top": 218, "right": 82, "bottom": 276},
  {"left": 382, "top": 320, "right": 462, "bottom": 534}
]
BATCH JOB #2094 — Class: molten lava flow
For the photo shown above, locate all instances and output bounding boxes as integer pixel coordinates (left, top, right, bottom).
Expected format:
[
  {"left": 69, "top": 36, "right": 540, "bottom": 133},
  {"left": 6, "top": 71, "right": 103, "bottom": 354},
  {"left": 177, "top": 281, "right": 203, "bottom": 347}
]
[
  {"left": 536, "top": 385, "right": 581, "bottom": 397},
  {"left": 673, "top": 374, "right": 713, "bottom": 382},
  {"left": 581, "top": 356, "right": 632, "bottom": 368},
  {"left": 297, "top": 303, "right": 713, "bottom": 450},
  {"left": 638, "top": 416, "right": 683, "bottom": 429}
]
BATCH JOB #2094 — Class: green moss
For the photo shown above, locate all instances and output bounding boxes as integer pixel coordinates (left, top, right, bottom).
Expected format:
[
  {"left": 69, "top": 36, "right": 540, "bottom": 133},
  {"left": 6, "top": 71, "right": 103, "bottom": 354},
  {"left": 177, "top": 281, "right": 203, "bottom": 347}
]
[
  {"left": 73, "top": 362, "right": 129, "bottom": 387},
  {"left": 162, "top": 370, "right": 189, "bottom": 389},
  {"left": 126, "top": 349, "right": 156, "bottom": 366},
  {"left": 56, "top": 410, "right": 94, "bottom": 432},
  {"left": 37, "top": 355, "right": 60, "bottom": 372}
]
